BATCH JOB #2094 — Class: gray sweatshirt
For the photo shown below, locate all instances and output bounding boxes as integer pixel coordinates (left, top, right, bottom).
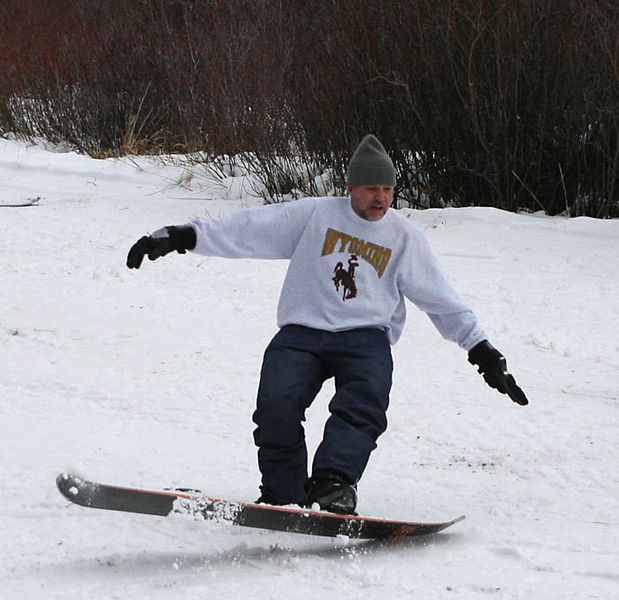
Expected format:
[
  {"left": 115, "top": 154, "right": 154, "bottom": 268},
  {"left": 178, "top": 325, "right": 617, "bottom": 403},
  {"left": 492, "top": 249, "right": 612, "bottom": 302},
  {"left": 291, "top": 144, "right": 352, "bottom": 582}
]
[{"left": 190, "top": 196, "right": 485, "bottom": 349}]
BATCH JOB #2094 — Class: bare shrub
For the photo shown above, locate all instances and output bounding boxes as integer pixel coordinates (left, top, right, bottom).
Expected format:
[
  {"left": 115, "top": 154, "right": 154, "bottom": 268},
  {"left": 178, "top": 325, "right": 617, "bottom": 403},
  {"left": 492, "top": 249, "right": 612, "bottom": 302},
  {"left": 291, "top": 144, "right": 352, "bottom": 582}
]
[{"left": 0, "top": 0, "right": 617, "bottom": 216}]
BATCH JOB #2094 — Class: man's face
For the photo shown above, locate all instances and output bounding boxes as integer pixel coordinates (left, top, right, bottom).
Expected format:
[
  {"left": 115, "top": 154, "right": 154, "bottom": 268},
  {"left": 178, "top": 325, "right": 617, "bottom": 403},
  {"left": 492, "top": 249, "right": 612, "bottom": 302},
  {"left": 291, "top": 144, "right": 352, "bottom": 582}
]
[{"left": 348, "top": 185, "right": 394, "bottom": 221}]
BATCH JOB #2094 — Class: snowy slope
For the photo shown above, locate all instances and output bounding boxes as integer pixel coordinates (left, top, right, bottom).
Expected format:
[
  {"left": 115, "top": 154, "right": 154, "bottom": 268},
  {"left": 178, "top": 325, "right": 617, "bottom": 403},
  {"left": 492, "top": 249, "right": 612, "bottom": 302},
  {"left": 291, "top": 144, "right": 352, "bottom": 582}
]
[{"left": 1, "top": 137, "right": 617, "bottom": 599}]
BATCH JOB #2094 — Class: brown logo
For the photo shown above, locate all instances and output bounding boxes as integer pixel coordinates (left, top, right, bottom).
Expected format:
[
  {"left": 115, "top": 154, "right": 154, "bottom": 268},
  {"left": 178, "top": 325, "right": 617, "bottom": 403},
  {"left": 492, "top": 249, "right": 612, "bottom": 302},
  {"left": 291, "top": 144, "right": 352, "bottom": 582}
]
[{"left": 333, "top": 255, "right": 359, "bottom": 301}]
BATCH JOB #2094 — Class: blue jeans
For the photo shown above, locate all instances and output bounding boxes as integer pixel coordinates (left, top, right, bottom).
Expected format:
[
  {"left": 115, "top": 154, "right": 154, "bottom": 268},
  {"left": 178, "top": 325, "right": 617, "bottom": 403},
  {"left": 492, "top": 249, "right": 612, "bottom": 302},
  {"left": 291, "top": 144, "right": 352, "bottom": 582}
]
[{"left": 252, "top": 325, "right": 393, "bottom": 505}]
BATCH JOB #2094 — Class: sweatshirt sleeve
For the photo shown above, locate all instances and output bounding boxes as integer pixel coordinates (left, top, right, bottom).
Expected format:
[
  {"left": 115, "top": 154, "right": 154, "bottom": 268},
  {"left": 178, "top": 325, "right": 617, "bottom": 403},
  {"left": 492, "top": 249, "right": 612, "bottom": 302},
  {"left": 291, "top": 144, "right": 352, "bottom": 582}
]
[
  {"left": 189, "top": 199, "right": 315, "bottom": 259},
  {"left": 397, "top": 228, "right": 486, "bottom": 351}
]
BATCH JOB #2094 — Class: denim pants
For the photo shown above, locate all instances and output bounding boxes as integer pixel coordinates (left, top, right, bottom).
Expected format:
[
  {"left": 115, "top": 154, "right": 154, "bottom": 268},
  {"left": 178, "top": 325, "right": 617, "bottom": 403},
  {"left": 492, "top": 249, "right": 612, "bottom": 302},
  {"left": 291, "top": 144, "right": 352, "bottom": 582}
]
[{"left": 252, "top": 325, "right": 393, "bottom": 505}]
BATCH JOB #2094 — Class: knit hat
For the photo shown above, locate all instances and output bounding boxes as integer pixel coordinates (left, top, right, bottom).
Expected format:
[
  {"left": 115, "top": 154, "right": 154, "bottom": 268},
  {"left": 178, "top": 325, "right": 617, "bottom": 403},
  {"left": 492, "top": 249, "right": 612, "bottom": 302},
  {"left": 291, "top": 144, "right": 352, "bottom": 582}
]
[{"left": 346, "top": 134, "right": 396, "bottom": 187}]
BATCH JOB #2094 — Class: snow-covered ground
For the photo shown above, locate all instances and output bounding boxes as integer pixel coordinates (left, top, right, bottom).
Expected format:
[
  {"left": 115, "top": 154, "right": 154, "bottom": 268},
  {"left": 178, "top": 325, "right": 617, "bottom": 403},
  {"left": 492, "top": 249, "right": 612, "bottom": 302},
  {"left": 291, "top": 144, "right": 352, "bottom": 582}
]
[{"left": 1, "top": 137, "right": 617, "bottom": 599}]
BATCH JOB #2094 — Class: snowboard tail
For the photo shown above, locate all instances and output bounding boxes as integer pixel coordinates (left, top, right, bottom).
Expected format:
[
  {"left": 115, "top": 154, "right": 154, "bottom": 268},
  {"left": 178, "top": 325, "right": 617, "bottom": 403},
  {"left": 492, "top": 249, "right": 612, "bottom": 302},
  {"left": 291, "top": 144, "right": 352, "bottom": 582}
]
[{"left": 56, "top": 473, "right": 464, "bottom": 539}]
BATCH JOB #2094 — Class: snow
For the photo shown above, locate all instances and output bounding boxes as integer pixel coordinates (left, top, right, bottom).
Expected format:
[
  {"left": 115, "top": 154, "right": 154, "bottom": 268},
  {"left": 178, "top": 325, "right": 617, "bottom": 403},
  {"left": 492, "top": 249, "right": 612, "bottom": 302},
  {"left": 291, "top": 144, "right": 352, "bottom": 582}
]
[{"left": 1, "top": 136, "right": 618, "bottom": 599}]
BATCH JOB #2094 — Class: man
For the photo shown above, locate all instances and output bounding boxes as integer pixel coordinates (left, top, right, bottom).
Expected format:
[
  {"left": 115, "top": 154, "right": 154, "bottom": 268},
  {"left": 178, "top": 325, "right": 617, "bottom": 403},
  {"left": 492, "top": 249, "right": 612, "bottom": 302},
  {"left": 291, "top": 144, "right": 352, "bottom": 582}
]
[{"left": 127, "top": 134, "right": 528, "bottom": 515}]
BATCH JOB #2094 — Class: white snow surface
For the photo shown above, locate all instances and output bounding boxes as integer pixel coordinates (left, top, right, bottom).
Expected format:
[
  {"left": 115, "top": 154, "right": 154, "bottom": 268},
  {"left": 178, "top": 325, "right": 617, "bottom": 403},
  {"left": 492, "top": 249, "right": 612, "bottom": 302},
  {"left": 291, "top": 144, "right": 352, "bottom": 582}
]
[{"left": 1, "top": 137, "right": 618, "bottom": 599}]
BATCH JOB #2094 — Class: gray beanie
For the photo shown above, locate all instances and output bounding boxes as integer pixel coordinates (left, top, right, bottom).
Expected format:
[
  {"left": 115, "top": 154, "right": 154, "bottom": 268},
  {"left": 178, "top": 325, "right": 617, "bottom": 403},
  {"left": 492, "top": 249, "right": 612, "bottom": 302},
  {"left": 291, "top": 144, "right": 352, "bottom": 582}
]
[{"left": 346, "top": 134, "right": 396, "bottom": 187}]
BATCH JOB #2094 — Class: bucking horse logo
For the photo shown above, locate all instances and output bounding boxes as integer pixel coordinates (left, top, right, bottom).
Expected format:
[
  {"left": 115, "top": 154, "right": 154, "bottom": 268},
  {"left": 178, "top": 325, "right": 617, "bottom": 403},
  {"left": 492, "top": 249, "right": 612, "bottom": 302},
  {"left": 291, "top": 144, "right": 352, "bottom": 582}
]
[{"left": 332, "top": 255, "right": 359, "bottom": 301}]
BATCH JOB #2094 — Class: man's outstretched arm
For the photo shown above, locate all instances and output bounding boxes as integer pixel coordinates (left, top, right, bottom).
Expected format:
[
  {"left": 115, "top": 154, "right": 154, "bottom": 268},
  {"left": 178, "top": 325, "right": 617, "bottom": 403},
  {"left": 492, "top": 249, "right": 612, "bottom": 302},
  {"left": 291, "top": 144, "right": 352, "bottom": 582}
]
[{"left": 127, "top": 199, "right": 316, "bottom": 268}]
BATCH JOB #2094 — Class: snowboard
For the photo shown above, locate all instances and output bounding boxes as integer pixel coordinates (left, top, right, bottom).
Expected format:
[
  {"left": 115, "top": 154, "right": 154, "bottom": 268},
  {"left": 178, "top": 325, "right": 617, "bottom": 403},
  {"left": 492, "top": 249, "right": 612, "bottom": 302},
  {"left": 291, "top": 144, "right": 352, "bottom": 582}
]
[{"left": 56, "top": 473, "right": 464, "bottom": 540}]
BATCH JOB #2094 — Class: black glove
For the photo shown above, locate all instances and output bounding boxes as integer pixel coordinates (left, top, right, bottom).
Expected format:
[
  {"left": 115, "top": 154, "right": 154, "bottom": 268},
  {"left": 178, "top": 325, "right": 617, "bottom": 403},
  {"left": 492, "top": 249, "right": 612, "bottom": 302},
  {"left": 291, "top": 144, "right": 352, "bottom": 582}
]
[
  {"left": 126, "top": 225, "right": 196, "bottom": 269},
  {"left": 468, "top": 341, "right": 529, "bottom": 406}
]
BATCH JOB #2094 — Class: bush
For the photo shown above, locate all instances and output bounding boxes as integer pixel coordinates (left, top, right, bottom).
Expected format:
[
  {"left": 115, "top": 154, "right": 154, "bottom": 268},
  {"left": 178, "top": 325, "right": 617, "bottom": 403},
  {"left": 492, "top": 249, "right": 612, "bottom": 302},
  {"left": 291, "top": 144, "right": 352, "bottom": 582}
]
[{"left": 1, "top": 0, "right": 617, "bottom": 216}]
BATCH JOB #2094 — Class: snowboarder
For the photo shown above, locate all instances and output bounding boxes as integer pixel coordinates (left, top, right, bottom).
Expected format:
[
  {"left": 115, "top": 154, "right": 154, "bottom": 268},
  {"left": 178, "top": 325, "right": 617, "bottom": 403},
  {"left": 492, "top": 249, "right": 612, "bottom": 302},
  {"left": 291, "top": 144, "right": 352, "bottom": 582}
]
[{"left": 126, "top": 134, "right": 528, "bottom": 515}]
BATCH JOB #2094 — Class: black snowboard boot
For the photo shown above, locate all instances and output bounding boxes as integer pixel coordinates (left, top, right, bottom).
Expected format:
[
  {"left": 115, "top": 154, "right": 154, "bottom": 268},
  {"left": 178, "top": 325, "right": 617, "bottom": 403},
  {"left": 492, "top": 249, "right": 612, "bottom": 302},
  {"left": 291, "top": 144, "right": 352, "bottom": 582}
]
[{"left": 304, "top": 471, "right": 358, "bottom": 515}]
